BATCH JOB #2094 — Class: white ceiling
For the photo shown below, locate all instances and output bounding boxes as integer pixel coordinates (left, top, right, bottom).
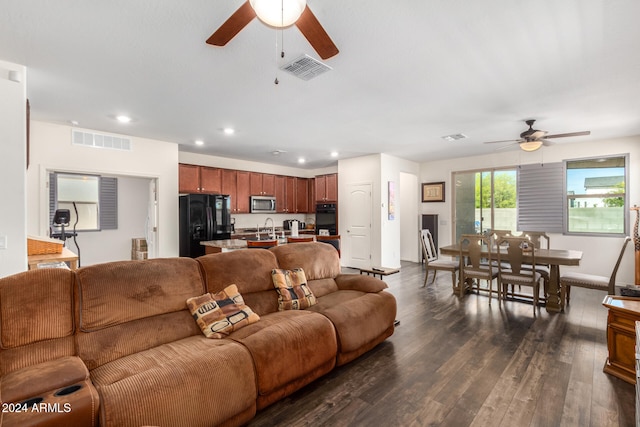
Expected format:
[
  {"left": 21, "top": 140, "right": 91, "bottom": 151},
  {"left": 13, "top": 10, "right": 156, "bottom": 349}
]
[{"left": 1, "top": 0, "right": 639, "bottom": 169}]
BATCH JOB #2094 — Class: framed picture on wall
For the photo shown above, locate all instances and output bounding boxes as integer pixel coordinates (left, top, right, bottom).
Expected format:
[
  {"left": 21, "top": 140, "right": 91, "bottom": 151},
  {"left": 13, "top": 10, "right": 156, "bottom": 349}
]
[{"left": 422, "top": 182, "right": 445, "bottom": 202}]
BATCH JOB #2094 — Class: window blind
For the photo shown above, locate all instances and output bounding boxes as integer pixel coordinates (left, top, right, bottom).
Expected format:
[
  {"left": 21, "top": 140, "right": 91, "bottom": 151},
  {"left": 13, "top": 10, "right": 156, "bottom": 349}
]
[
  {"left": 517, "top": 163, "right": 563, "bottom": 233},
  {"left": 100, "top": 177, "right": 118, "bottom": 230}
]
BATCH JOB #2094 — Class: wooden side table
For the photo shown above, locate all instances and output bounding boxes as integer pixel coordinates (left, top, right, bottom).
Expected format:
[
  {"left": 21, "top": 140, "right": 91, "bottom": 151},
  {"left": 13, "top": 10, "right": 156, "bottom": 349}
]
[
  {"left": 358, "top": 267, "right": 400, "bottom": 280},
  {"left": 602, "top": 295, "right": 640, "bottom": 384},
  {"left": 27, "top": 247, "right": 79, "bottom": 270}
]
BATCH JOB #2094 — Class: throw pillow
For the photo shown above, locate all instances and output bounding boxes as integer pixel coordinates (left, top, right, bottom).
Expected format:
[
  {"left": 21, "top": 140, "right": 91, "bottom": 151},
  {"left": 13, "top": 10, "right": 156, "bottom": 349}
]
[
  {"left": 186, "top": 285, "right": 259, "bottom": 339},
  {"left": 271, "top": 268, "right": 317, "bottom": 311}
]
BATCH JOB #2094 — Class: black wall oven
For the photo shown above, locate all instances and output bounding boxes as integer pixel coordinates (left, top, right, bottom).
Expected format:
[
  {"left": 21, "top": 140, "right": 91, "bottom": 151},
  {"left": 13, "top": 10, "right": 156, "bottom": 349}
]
[{"left": 315, "top": 203, "right": 337, "bottom": 235}]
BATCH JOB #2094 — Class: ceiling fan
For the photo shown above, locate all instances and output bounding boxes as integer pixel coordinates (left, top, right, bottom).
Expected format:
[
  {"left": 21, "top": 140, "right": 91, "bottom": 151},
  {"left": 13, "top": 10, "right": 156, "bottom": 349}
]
[
  {"left": 206, "top": 0, "right": 339, "bottom": 60},
  {"left": 484, "top": 119, "right": 591, "bottom": 152}
]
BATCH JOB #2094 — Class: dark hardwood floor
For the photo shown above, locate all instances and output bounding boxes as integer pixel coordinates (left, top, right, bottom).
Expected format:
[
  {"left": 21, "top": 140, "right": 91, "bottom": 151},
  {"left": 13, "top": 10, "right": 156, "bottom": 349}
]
[{"left": 249, "top": 261, "right": 635, "bottom": 427}]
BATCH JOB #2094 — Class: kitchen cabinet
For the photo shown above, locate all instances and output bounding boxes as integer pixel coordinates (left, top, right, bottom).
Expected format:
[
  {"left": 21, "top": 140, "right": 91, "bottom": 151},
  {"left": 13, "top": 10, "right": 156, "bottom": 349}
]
[
  {"left": 315, "top": 173, "right": 338, "bottom": 202},
  {"left": 179, "top": 164, "right": 200, "bottom": 193},
  {"left": 296, "top": 178, "right": 309, "bottom": 213},
  {"left": 222, "top": 169, "right": 251, "bottom": 213},
  {"left": 179, "top": 164, "right": 222, "bottom": 194},
  {"left": 274, "top": 175, "right": 286, "bottom": 213},
  {"left": 250, "top": 172, "right": 275, "bottom": 196},
  {"left": 285, "top": 177, "right": 296, "bottom": 213},
  {"left": 308, "top": 178, "right": 315, "bottom": 213}
]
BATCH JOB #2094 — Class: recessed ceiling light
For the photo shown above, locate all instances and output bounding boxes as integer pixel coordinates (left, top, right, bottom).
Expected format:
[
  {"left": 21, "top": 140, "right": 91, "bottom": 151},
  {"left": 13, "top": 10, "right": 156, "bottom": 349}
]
[
  {"left": 195, "top": 140, "right": 204, "bottom": 146},
  {"left": 116, "top": 115, "right": 132, "bottom": 123},
  {"left": 330, "top": 151, "right": 339, "bottom": 157},
  {"left": 298, "top": 157, "right": 306, "bottom": 164},
  {"left": 223, "top": 128, "right": 235, "bottom": 135}
]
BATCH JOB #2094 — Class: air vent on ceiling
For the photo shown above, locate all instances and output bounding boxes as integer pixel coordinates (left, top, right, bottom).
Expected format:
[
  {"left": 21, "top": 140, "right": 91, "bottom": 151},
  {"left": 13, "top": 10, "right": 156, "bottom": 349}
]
[
  {"left": 280, "top": 54, "right": 332, "bottom": 81},
  {"left": 72, "top": 130, "right": 132, "bottom": 151},
  {"left": 441, "top": 133, "right": 468, "bottom": 142}
]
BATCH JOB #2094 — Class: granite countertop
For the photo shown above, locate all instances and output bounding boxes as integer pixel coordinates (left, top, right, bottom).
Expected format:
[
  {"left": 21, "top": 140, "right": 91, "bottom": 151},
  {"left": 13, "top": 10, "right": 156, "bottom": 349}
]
[{"left": 200, "top": 239, "right": 249, "bottom": 249}]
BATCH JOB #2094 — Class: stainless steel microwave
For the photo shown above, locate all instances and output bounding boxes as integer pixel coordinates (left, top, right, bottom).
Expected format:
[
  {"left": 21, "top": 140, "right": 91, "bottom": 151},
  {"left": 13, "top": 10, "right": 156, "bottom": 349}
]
[{"left": 250, "top": 196, "right": 276, "bottom": 213}]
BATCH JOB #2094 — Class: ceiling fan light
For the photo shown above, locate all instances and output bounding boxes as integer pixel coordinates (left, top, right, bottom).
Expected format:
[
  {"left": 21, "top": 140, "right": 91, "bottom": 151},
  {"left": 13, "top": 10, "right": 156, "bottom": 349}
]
[
  {"left": 520, "top": 140, "right": 543, "bottom": 152},
  {"left": 250, "top": 0, "right": 306, "bottom": 28}
]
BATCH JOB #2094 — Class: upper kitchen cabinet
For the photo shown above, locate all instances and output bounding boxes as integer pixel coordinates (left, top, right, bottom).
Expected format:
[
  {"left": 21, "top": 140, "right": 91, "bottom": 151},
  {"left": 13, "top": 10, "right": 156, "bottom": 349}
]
[
  {"left": 315, "top": 173, "right": 338, "bottom": 202},
  {"left": 179, "top": 164, "right": 222, "bottom": 194},
  {"left": 250, "top": 172, "right": 275, "bottom": 196},
  {"left": 222, "top": 169, "right": 251, "bottom": 213},
  {"left": 296, "top": 178, "right": 309, "bottom": 213}
]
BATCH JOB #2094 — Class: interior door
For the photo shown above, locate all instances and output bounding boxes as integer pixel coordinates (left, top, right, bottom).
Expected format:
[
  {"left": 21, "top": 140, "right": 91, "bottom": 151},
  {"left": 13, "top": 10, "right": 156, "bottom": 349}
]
[{"left": 346, "top": 183, "right": 372, "bottom": 268}]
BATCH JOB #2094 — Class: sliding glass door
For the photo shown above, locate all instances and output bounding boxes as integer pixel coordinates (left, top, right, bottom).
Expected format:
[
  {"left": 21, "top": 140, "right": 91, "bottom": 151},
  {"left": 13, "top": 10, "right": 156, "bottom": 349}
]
[{"left": 453, "top": 168, "right": 516, "bottom": 243}]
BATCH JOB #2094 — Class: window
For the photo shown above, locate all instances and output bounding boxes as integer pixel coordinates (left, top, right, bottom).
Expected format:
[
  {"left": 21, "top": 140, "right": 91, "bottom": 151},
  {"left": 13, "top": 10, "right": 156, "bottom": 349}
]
[
  {"left": 453, "top": 168, "right": 517, "bottom": 242},
  {"left": 49, "top": 173, "right": 118, "bottom": 231},
  {"left": 565, "top": 155, "right": 627, "bottom": 235}
]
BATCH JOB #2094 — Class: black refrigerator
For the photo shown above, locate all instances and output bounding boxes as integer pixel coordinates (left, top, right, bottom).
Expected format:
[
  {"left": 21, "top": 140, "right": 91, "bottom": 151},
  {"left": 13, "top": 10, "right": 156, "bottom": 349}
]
[{"left": 179, "top": 194, "right": 232, "bottom": 258}]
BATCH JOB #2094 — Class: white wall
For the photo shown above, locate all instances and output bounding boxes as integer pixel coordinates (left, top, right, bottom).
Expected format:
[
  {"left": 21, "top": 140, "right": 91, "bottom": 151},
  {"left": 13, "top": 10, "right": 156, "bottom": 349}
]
[
  {"left": 27, "top": 121, "right": 180, "bottom": 261},
  {"left": 400, "top": 172, "right": 420, "bottom": 262},
  {"left": 0, "top": 60, "right": 27, "bottom": 277},
  {"left": 338, "top": 153, "right": 419, "bottom": 269},
  {"left": 419, "top": 136, "right": 640, "bottom": 285}
]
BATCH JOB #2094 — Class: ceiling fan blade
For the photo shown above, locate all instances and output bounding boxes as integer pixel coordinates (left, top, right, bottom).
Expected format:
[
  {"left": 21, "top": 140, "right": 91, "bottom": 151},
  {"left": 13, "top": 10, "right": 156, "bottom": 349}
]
[
  {"left": 544, "top": 130, "right": 591, "bottom": 139},
  {"left": 494, "top": 142, "right": 519, "bottom": 151},
  {"left": 206, "top": 1, "right": 256, "bottom": 46},
  {"left": 484, "top": 139, "right": 521, "bottom": 144},
  {"left": 295, "top": 6, "right": 339, "bottom": 59}
]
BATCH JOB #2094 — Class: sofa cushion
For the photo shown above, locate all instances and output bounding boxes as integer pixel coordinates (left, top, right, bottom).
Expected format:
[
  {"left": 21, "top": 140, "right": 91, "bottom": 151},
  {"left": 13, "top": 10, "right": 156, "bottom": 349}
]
[
  {"left": 271, "top": 268, "right": 317, "bottom": 310},
  {"left": 75, "top": 257, "right": 204, "bottom": 331},
  {"left": 186, "top": 285, "right": 260, "bottom": 338},
  {"left": 0, "top": 268, "right": 75, "bottom": 349},
  {"left": 270, "top": 242, "right": 341, "bottom": 281},
  {"left": 90, "top": 335, "right": 257, "bottom": 427},
  {"left": 226, "top": 310, "right": 337, "bottom": 409},
  {"left": 197, "top": 250, "right": 281, "bottom": 316}
]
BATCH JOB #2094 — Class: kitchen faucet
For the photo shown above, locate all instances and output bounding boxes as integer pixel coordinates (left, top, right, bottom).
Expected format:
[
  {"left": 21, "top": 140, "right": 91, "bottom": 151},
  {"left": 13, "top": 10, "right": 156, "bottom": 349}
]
[{"left": 264, "top": 217, "right": 275, "bottom": 239}]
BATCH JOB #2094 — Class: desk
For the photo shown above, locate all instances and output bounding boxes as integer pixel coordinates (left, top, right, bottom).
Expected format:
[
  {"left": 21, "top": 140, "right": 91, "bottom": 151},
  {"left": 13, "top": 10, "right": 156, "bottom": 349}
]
[
  {"left": 440, "top": 244, "right": 582, "bottom": 313},
  {"left": 358, "top": 267, "right": 400, "bottom": 280},
  {"left": 28, "top": 247, "right": 79, "bottom": 270}
]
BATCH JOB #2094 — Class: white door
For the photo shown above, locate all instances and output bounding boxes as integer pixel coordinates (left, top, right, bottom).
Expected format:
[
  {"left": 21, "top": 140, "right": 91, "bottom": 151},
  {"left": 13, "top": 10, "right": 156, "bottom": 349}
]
[{"left": 346, "top": 183, "right": 372, "bottom": 268}]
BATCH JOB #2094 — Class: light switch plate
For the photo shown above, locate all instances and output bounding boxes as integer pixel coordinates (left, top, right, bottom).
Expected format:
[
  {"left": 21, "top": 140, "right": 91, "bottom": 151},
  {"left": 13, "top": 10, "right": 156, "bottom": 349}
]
[{"left": 0, "top": 235, "right": 7, "bottom": 250}]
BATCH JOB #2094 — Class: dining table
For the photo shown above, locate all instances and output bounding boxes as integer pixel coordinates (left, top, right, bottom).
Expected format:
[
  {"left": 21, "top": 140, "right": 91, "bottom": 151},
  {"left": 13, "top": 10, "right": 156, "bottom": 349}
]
[{"left": 439, "top": 243, "right": 583, "bottom": 313}]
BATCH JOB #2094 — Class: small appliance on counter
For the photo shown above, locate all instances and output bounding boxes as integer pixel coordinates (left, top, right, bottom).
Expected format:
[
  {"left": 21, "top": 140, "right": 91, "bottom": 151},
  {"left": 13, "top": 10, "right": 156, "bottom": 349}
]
[{"left": 283, "top": 219, "right": 305, "bottom": 230}]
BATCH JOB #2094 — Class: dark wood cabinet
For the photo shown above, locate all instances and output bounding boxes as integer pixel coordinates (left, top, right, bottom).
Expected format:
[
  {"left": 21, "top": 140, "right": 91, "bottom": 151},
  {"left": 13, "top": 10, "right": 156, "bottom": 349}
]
[
  {"left": 200, "top": 167, "right": 222, "bottom": 194},
  {"left": 222, "top": 169, "right": 249, "bottom": 213},
  {"left": 274, "top": 175, "right": 286, "bottom": 213},
  {"left": 179, "top": 164, "right": 221, "bottom": 194},
  {"left": 296, "top": 178, "right": 309, "bottom": 213},
  {"left": 315, "top": 173, "right": 338, "bottom": 202},
  {"left": 179, "top": 164, "right": 200, "bottom": 193},
  {"left": 309, "top": 178, "right": 316, "bottom": 213},
  {"left": 250, "top": 172, "right": 276, "bottom": 196},
  {"left": 285, "top": 177, "right": 296, "bottom": 214}
]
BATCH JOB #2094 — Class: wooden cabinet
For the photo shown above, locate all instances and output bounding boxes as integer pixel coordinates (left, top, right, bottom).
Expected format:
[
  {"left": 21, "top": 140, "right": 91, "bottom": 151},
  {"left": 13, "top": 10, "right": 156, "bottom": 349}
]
[
  {"left": 602, "top": 296, "right": 640, "bottom": 384},
  {"left": 296, "top": 178, "right": 309, "bottom": 213},
  {"left": 179, "top": 164, "right": 200, "bottom": 193},
  {"left": 179, "top": 164, "right": 221, "bottom": 194},
  {"left": 315, "top": 173, "right": 338, "bottom": 202},
  {"left": 285, "top": 177, "right": 296, "bottom": 214},
  {"left": 250, "top": 172, "right": 275, "bottom": 196},
  {"left": 200, "top": 167, "right": 222, "bottom": 194},
  {"left": 274, "top": 175, "right": 286, "bottom": 213},
  {"left": 308, "top": 178, "right": 316, "bottom": 213},
  {"left": 222, "top": 169, "right": 251, "bottom": 213}
]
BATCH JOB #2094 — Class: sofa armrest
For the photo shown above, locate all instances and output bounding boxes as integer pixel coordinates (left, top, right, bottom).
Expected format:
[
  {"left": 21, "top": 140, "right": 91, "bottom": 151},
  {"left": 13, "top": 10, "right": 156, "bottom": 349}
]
[
  {"left": 335, "top": 274, "right": 388, "bottom": 293},
  {"left": 1, "top": 356, "right": 90, "bottom": 403}
]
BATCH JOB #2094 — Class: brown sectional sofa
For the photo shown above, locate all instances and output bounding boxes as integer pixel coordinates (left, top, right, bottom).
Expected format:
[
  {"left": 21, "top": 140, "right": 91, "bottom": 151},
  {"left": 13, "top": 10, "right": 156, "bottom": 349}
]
[{"left": 0, "top": 242, "right": 396, "bottom": 426}]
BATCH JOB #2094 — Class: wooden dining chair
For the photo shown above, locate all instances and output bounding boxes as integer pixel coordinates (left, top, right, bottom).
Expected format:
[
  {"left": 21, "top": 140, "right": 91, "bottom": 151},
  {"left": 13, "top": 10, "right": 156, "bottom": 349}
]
[
  {"left": 496, "top": 236, "right": 542, "bottom": 315},
  {"left": 420, "top": 229, "right": 458, "bottom": 287},
  {"left": 316, "top": 235, "right": 340, "bottom": 257},
  {"left": 560, "top": 236, "right": 631, "bottom": 310},
  {"left": 459, "top": 234, "right": 498, "bottom": 302},
  {"left": 246, "top": 239, "right": 278, "bottom": 249},
  {"left": 519, "top": 231, "right": 551, "bottom": 294},
  {"left": 286, "top": 236, "right": 314, "bottom": 243}
]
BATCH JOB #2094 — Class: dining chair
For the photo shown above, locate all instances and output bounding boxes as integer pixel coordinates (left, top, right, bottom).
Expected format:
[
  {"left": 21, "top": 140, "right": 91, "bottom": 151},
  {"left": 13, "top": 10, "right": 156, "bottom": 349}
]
[
  {"left": 246, "top": 239, "right": 278, "bottom": 249},
  {"left": 459, "top": 234, "right": 498, "bottom": 302},
  {"left": 519, "top": 231, "right": 551, "bottom": 294},
  {"left": 496, "top": 236, "right": 542, "bottom": 315},
  {"left": 316, "top": 235, "right": 341, "bottom": 257},
  {"left": 420, "top": 229, "right": 458, "bottom": 287},
  {"left": 560, "top": 236, "right": 631, "bottom": 310},
  {"left": 286, "top": 236, "right": 314, "bottom": 243}
]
